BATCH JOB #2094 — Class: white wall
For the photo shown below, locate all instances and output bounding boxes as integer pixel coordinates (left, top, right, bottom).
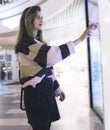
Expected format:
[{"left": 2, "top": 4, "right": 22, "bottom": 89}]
[{"left": 99, "top": 1, "right": 110, "bottom": 130}]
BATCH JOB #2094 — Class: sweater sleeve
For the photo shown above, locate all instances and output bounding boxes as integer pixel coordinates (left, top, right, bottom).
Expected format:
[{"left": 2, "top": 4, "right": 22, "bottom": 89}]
[
  {"left": 29, "top": 40, "right": 75, "bottom": 68},
  {"left": 51, "top": 67, "right": 63, "bottom": 97}
]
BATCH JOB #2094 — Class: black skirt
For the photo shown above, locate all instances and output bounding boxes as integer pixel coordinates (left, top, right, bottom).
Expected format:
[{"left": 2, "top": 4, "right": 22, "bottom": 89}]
[{"left": 23, "top": 78, "right": 60, "bottom": 126}]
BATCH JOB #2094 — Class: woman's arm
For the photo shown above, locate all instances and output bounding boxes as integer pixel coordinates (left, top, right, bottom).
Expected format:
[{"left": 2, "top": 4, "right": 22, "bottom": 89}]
[
  {"left": 51, "top": 67, "right": 65, "bottom": 101},
  {"left": 28, "top": 24, "right": 96, "bottom": 67},
  {"left": 73, "top": 23, "right": 97, "bottom": 46}
]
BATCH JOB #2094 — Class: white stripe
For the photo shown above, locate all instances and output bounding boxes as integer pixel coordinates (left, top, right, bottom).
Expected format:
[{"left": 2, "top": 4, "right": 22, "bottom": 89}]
[
  {"left": 22, "top": 75, "right": 45, "bottom": 88},
  {"left": 54, "top": 87, "right": 63, "bottom": 97},
  {"left": 47, "top": 46, "right": 62, "bottom": 66}
]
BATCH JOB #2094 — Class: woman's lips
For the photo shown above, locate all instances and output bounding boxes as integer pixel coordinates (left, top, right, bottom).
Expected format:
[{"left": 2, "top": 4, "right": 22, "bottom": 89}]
[{"left": 39, "top": 24, "right": 42, "bottom": 26}]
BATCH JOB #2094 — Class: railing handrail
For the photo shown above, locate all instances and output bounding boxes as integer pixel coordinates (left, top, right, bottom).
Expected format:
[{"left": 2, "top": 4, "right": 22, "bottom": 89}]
[
  {"left": 0, "top": 0, "right": 29, "bottom": 13},
  {"left": 0, "top": 0, "right": 46, "bottom": 20}
]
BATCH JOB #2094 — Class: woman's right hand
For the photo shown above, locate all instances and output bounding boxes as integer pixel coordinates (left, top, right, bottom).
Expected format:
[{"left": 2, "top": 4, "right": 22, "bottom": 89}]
[
  {"left": 79, "top": 23, "right": 98, "bottom": 41},
  {"left": 73, "top": 23, "right": 98, "bottom": 46}
]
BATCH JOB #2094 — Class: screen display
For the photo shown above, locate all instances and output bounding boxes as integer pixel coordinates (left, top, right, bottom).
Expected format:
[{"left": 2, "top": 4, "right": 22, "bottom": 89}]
[{"left": 85, "top": 0, "right": 104, "bottom": 120}]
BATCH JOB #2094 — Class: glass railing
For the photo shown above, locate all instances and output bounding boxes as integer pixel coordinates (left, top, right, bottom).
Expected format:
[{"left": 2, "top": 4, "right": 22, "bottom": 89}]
[{"left": 0, "top": 0, "right": 18, "bottom": 6}]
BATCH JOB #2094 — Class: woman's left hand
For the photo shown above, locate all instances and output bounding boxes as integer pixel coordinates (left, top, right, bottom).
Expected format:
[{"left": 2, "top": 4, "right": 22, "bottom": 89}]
[{"left": 58, "top": 91, "right": 65, "bottom": 101}]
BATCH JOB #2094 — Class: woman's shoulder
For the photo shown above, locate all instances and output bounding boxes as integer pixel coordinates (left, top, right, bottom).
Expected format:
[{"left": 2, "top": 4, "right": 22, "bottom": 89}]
[{"left": 20, "top": 36, "right": 36, "bottom": 45}]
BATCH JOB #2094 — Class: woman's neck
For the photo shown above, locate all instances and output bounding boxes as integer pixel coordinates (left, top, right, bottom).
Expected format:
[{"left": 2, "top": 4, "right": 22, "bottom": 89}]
[{"left": 33, "top": 30, "right": 38, "bottom": 38}]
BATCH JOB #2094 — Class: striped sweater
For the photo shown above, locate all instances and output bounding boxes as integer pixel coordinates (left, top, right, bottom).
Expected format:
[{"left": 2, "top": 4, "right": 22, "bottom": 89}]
[{"left": 16, "top": 38, "right": 75, "bottom": 96}]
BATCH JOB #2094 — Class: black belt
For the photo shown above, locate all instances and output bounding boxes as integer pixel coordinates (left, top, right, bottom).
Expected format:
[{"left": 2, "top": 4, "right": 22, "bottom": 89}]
[{"left": 20, "top": 87, "right": 26, "bottom": 111}]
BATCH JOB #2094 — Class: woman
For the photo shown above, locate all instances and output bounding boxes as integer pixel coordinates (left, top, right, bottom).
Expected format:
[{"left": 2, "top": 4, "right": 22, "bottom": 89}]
[{"left": 15, "top": 5, "right": 95, "bottom": 130}]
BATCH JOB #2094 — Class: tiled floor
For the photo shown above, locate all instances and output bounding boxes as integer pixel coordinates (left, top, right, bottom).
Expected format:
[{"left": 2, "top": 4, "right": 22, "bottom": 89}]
[{"left": 0, "top": 74, "right": 90, "bottom": 130}]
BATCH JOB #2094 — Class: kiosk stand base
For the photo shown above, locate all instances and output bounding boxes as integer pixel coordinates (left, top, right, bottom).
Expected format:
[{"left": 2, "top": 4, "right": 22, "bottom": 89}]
[{"left": 90, "top": 109, "right": 104, "bottom": 130}]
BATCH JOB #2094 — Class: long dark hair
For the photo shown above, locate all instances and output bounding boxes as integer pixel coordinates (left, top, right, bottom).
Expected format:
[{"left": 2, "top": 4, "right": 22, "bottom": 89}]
[{"left": 15, "top": 6, "right": 44, "bottom": 53}]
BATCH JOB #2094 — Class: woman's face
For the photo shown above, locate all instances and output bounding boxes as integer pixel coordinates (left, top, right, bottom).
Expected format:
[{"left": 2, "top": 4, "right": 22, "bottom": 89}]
[{"left": 33, "top": 11, "right": 43, "bottom": 30}]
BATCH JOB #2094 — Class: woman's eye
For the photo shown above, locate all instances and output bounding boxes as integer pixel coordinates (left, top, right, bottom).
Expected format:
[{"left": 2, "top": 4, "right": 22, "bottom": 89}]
[{"left": 36, "top": 16, "right": 43, "bottom": 20}]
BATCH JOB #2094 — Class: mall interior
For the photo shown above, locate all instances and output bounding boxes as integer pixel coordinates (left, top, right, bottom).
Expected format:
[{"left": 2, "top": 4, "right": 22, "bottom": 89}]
[{"left": 0, "top": 0, "right": 110, "bottom": 130}]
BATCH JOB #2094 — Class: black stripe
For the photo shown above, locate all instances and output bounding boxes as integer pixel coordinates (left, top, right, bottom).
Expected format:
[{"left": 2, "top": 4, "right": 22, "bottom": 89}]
[
  {"left": 34, "top": 45, "right": 50, "bottom": 68},
  {"left": 59, "top": 44, "right": 70, "bottom": 59},
  {"left": 53, "top": 80, "right": 59, "bottom": 91},
  {"left": 37, "top": 67, "right": 52, "bottom": 77}
]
